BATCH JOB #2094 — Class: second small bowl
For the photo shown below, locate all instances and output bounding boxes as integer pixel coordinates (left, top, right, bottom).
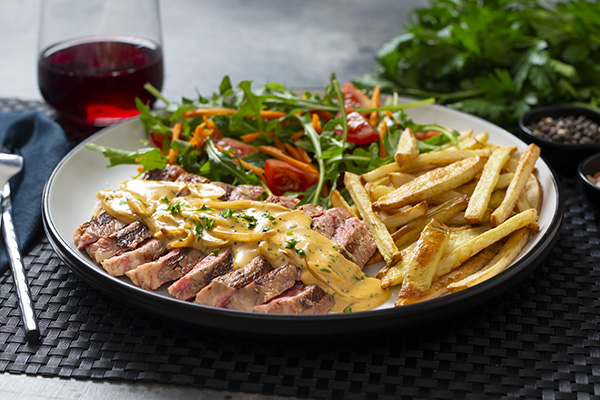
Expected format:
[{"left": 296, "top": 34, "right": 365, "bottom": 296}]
[
  {"left": 578, "top": 153, "right": 600, "bottom": 211},
  {"left": 518, "top": 105, "right": 600, "bottom": 173}
]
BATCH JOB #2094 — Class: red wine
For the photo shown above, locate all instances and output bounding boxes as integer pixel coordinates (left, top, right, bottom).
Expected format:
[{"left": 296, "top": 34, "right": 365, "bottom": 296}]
[{"left": 38, "top": 36, "right": 164, "bottom": 126}]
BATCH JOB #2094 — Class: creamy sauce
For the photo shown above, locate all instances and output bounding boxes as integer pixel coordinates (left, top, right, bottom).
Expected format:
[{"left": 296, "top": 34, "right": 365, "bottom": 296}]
[{"left": 97, "top": 180, "right": 389, "bottom": 312}]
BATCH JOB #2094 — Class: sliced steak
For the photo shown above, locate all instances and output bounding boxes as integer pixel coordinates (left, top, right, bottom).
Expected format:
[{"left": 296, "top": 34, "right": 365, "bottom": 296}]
[
  {"left": 229, "top": 184, "right": 265, "bottom": 201},
  {"left": 265, "top": 195, "right": 300, "bottom": 209},
  {"left": 311, "top": 207, "right": 352, "bottom": 239},
  {"left": 75, "top": 210, "right": 127, "bottom": 250},
  {"left": 140, "top": 164, "right": 183, "bottom": 181},
  {"left": 330, "top": 217, "right": 377, "bottom": 269},
  {"left": 126, "top": 247, "right": 206, "bottom": 291},
  {"left": 194, "top": 256, "right": 272, "bottom": 307},
  {"left": 299, "top": 204, "right": 324, "bottom": 218},
  {"left": 86, "top": 221, "right": 151, "bottom": 263},
  {"left": 253, "top": 283, "right": 335, "bottom": 314},
  {"left": 176, "top": 171, "right": 210, "bottom": 184},
  {"left": 101, "top": 238, "right": 166, "bottom": 277},
  {"left": 167, "top": 247, "right": 233, "bottom": 300},
  {"left": 224, "top": 263, "right": 301, "bottom": 311}
]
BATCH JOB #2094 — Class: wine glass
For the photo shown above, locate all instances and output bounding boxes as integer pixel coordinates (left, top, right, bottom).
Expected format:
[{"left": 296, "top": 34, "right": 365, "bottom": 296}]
[{"left": 37, "top": 0, "right": 164, "bottom": 128}]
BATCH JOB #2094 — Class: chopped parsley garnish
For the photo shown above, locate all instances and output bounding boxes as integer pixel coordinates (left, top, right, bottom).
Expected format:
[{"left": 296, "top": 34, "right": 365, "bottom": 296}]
[
  {"left": 262, "top": 224, "right": 271, "bottom": 232},
  {"left": 199, "top": 205, "right": 214, "bottom": 211},
  {"left": 320, "top": 268, "right": 331, "bottom": 273},
  {"left": 212, "top": 248, "right": 220, "bottom": 256},
  {"left": 285, "top": 238, "right": 298, "bottom": 249},
  {"left": 344, "top": 306, "right": 352, "bottom": 313},
  {"left": 194, "top": 221, "right": 204, "bottom": 238},
  {"left": 295, "top": 248, "right": 306, "bottom": 256},
  {"left": 219, "top": 207, "right": 235, "bottom": 219},
  {"left": 261, "top": 211, "right": 276, "bottom": 221}
]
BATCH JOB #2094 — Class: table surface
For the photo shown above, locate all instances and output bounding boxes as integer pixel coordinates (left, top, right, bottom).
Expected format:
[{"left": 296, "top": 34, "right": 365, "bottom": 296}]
[{"left": 0, "top": 0, "right": 426, "bottom": 399}]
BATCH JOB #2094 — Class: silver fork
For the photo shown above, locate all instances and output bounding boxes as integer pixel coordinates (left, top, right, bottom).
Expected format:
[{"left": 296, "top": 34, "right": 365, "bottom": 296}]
[{"left": 0, "top": 150, "right": 40, "bottom": 342}]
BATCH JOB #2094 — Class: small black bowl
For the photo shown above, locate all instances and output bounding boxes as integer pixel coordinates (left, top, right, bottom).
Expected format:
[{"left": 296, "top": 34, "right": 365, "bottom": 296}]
[
  {"left": 578, "top": 153, "right": 600, "bottom": 210},
  {"left": 518, "top": 105, "right": 600, "bottom": 174}
]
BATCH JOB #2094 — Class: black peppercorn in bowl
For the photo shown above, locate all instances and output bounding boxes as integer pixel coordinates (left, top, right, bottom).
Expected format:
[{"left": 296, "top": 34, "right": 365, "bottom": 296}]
[
  {"left": 518, "top": 105, "right": 600, "bottom": 173},
  {"left": 577, "top": 153, "right": 600, "bottom": 211}
]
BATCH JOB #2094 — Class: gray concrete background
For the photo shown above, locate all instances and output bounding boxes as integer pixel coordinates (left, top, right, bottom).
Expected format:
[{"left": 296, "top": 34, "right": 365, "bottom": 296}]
[{"left": 0, "top": 0, "right": 426, "bottom": 398}]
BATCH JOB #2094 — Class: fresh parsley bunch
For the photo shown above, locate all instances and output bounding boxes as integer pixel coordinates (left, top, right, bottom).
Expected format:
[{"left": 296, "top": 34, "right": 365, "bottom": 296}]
[{"left": 356, "top": 0, "right": 600, "bottom": 130}]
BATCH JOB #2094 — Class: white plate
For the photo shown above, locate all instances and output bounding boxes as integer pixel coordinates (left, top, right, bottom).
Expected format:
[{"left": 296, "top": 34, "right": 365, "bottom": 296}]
[{"left": 42, "top": 102, "right": 564, "bottom": 335}]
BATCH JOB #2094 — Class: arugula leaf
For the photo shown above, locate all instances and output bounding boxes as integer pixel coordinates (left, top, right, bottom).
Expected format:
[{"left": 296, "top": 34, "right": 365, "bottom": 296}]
[{"left": 85, "top": 143, "right": 167, "bottom": 171}]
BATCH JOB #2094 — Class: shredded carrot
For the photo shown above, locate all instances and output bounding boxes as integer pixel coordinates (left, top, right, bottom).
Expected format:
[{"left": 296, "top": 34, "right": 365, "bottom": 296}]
[
  {"left": 189, "top": 122, "right": 214, "bottom": 151},
  {"left": 168, "top": 122, "right": 183, "bottom": 163},
  {"left": 369, "top": 85, "right": 381, "bottom": 126},
  {"left": 234, "top": 158, "right": 265, "bottom": 179},
  {"left": 284, "top": 143, "right": 303, "bottom": 161},
  {"left": 295, "top": 145, "right": 312, "bottom": 164},
  {"left": 240, "top": 132, "right": 260, "bottom": 142},
  {"left": 385, "top": 110, "right": 394, "bottom": 119},
  {"left": 137, "top": 166, "right": 144, "bottom": 173},
  {"left": 312, "top": 113, "right": 322, "bottom": 134},
  {"left": 290, "top": 131, "right": 304, "bottom": 141},
  {"left": 273, "top": 136, "right": 287, "bottom": 153},
  {"left": 182, "top": 108, "right": 286, "bottom": 120},
  {"left": 258, "top": 145, "right": 318, "bottom": 174},
  {"left": 378, "top": 122, "right": 388, "bottom": 158},
  {"left": 321, "top": 185, "right": 329, "bottom": 198}
]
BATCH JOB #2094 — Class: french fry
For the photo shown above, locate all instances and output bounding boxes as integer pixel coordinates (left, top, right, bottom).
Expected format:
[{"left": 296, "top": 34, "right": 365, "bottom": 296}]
[
  {"left": 391, "top": 195, "right": 469, "bottom": 248},
  {"left": 495, "top": 173, "right": 514, "bottom": 189},
  {"left": 382, "top": 201, "right": 428, "bottom": 231},
  {"left": 394, "top": 128, "right": 419, "bottom": 170},
  {"left": 361, "top": 162, "right": 401, "bottom": 183},
  {"left": 388, "top": 172, "right": 415, "bottom": 188},
  {"left": 464, "top": 147, "right": 513, "bottom": 224},
  {"left": 435, "top": 208, "right": 538, "bottom": 279},
  {"left": 330, "top": 189, "right": 358, "bottom": 218},
  {"left": 405, "top": 149, "right": 491, "bottom": 172},
  {"left": 395, "top": 247, "right": 498, "bottom": 306},
  {"left": 366, "top": 183, "right": 395, "bottom": 201},
  {"left": 446, "top": 227, "right": 530, "bottom": 292},
  {"left": 373, "top": 157, "right": 485, "bottom": 211},
  {"left": 344, "top": 172, "right": 401, "bottom": 266},
  {"left": 397, "top": 220, "right": 450, "bottom": 301},
  {"left": 378, "top": 241, "right": 418, "bottom": 287},
  {"left": 490, "top": 144, "right": 540, "bottom": 227},
  {"left": 517, "top": 174, "right": 543, "bottom": 213}
]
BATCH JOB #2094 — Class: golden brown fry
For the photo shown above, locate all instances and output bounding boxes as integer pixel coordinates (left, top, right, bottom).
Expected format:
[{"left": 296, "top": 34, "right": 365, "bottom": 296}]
[
  {"left": 388, "top": 172, "right": 415, "bottom": 188},
  {"left": 495, "top": 173, "right": 514, "bottom": 189},
  {"left": 394, "top": 128, "right": 419, "bottom": 170},
  {"left": 330, "top": 189, "right": 358, "bottom": 218},
  {"left": 464, "top": 147, "right": 513, "bottom": 224},
  {"left": 446, "top": 227, "right": 530, "bottom": 292},
  {"left": 435, "top": 208, "right": 538, "bottom": 279},
  {"left": 517, "top": 174, "right": 543, "bottom": 213},
  {"left": 373, "top": 157, "right": 485, "bottom": 211},
  {"left": 391, "top": 195, "right": 469, "bottom": 248},
  {"left": 344, "top": 172, "right": 401, "bottom": 266},
  {"left": 395, "top": 247, "right": 498, "bottom": 306},
  {"left": 382, "top": 201, "right": 428, "bottom": 231},
  {"left": 490, "top": 144, "right": 540, "bottom": 227},
  {"left": 366, "top": 183, "right": 395, "bottom": 201},
  {"left": 361, "top": 162, "right": 400, "bottom": 183},
  {"left": 397, "top": 220, "right": 450, "bottom": 301},
  {"left": 406, "top": 149, "right": 491, "bottom": 172}
]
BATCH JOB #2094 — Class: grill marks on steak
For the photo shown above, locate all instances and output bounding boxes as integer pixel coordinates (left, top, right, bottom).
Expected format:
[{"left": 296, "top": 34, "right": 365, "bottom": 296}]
[
  {"left": 194, "top": 256, "right": 272, "bottom": 307},
  {"left": 224, "top": 263, "right": 301, "bottom": 311},
  {"left": 265, "top": 195, "right": 300, "bottom": 209},
  {"left": 167, "top": 247, "right": 234, "bottom": 300},
  {"left": 253, "top": 282, "right": 335, "bottom": 314},
  {"left": 74, "top": 210, "right": 127, "bottom": 250},
  {"left": 126, "top": 247, "right": 206, "bottom": 291},
  {"left": 86, "top": 221, "right": 151, "bottom": 263}
]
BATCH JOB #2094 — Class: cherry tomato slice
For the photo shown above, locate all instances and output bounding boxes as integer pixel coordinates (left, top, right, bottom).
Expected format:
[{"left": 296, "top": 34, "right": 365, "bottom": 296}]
[
  {"left": 216, "top": 137, "right": 258, "bottom": 158},
  {"left": 150, "top": 131, "right": 166, "bottom": 149},
  {"left": 340, "top": 81, "right": 370, "bottom": 108},
  {"left": 335, "top": 107, "right": 380, "bottom": 146},
  {"left": 264, "top": 159, "right": 319, "bottom": 196}
]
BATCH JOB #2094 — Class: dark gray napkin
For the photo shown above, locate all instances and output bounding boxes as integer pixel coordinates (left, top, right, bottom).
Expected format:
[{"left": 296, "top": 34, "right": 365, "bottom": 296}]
[{"left": 0, "top": 111, "right": 70, "bottom": 272}]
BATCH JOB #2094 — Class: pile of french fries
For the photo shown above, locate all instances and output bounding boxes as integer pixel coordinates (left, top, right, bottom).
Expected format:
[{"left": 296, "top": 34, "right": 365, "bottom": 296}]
[{"left": 337, "top": 127, "right": 542, "bottom": 306}]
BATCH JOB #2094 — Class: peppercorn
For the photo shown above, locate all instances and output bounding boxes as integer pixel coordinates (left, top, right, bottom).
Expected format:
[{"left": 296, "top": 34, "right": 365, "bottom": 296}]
[{"left": 526, "top": 114, "right": 600, "bottom": 145}]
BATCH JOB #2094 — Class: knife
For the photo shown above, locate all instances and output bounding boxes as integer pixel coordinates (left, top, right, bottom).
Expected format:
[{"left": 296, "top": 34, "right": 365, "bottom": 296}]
[{"left": 1, "top": 182, "right": 40, "bottom": 343}]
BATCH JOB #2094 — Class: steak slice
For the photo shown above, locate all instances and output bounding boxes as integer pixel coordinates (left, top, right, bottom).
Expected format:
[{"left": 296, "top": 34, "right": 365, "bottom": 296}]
[
  {"left": 265, "top": 195, "right": 300, "bottom": 209},
  {"left": 126, "top": 247, "right": 206, "bottom": 291},
  {"left": 176, "top": 171, "right": 210, "bottom": 184},
  {"left": 167, "top": 247, "right": 233, "bottom": 300},
  {"left": 101, "top": 238, "right": 166, "bottom": 276},
  {"left": 299, "top": 204, "right": 324, "bottom": 218},
  {"left": 311, "top": 207, "right": 352, "bottom": 239},
  {"left": 211, "top": 182, "right": 265, "bottom": 201},
  {"left": 140, "top": 164, "right": 183, "bottom": 181},
  {"left": 330, "top": 217, "right": 377, "bottom": 269},
  {"left": 74, "top": 210, "right": 127, "bottom": 250},
  {"left": 194, "top": 256, "right": 272, "bottom": 307},
  {"left": 86, "top": 221, "right": 151, "bottom": 263},
  {"left": 224, "top": 263, "right": 301, "bottom": 311},
  {"left": 253, "top": 283, "right": 335, "bottom": 314}
]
